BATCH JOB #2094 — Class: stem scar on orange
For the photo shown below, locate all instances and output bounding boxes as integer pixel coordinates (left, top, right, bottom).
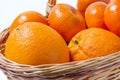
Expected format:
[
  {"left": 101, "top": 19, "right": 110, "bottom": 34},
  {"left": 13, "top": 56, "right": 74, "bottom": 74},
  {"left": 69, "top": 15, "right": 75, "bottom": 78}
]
[{"left": 9, "top": 11, "right": 48, "bottom": 33}]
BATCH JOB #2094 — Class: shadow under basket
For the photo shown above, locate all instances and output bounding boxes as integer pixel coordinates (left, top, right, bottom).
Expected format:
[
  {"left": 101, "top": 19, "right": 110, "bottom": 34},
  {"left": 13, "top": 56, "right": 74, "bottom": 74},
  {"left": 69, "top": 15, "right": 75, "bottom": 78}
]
[{"left": 1, "top": 0, "right": 120, "bottom": 80}]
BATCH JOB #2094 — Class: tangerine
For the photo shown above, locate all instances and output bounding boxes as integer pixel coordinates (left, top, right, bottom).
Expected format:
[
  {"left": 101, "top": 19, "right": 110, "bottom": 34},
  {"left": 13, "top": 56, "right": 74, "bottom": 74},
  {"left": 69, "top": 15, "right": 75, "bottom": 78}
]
[
  {"left": 68, "top": 28, "right": 120, "bottom": 61},
  {"left": 85, "top": 1, "right": 108, "bottom": 29},
  {"left": 77, "top": 0, "right": 110, "bottom": 16},
  {"left": 5, "top": 22, "right": 70, "bottom": 65},
  {"left": 9, "top": 11, "right": 48, "bottom": 33},
  {"left": 48, "top": 4, "right": 86, "bottom": 42},
  {"left": 104, "top": 0, "right": 120, "bottom": 36}
]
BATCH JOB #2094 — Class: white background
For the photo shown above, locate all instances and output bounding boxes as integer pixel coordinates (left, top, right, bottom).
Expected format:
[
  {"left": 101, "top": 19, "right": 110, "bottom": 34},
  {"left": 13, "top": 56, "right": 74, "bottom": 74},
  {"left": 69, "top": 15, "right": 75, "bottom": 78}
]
[
  {"left": 0, "top": 0, "right": 77, "bottom": 32},
  {"left": 0, "top": 0, "right": 77, "bottom": 80}
]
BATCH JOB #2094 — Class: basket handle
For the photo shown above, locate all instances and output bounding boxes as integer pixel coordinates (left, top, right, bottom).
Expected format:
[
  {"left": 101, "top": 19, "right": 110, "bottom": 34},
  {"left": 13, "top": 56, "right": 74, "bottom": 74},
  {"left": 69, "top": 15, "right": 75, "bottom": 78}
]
[{"left": 46, "top": 0, "right": 56, "bottom": 17}]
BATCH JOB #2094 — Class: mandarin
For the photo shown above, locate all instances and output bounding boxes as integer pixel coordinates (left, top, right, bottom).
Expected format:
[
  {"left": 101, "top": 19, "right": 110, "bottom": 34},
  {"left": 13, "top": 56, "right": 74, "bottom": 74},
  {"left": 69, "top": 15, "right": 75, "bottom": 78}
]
[
  {"left": 104, "top": 0, "right": 120, "bottom": 36},
  {"left": 85, "top": 1, "right": 108, "bottom": 29},
  {"left": 5, "top": 22, "right": 69, "bottom": 65},
  {"left": 77, "top": 0, "right": 110, "bottom": 16},
  {"left": 48, "top": 4, "right": 86, "bottom": 42},
  {"left": 68, "top": 28, "right": 120, "bottom": 61},
  {"left": 9, "top": 11, "right": 48, "bottom": 33}
]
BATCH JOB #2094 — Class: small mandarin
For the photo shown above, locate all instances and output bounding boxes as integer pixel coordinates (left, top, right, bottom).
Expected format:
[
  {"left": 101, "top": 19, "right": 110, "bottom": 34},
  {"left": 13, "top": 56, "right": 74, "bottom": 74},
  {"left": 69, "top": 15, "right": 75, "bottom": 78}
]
[
  {"left": 48, "top": 4, "right": 86, "bottom": 42},
  {"left": 104, "top": 0, "right": 120, "bottom": 36},
  {"left": 77, "top": 0, "right": 110, "bottom": 16},
  {"left": 9, "top": 11, "right": 48, "bottom": 33},
  {"left": 85, "top": 1, "right": 108, "bottom": 29}
]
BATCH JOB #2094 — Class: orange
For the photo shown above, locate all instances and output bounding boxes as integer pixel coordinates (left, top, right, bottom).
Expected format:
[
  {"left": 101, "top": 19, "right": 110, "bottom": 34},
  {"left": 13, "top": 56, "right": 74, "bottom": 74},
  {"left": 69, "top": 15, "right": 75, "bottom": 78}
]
[
  {"left": 85, "top": 1, "right": 108, "bottom": 29},
  {"left": 5, "top": 22, "right": 69, "bottom": 65},
  {"left": 9, "top": 11, "right": 48, "bottom": 33},
  {"left": 48, "top": 4, "right": 86, "bottom": 42},
  {"left": 102, "top": 0, "right": 110, "bottom": 3},
  {"left": 77, "top": 0, "right": 110, "bottom": 16},
  {"left": 68, "top": 28, "right": 120, "bottom": 61},
  {"left": 104, "top": 0, "right": 120, "bottom": 36}
]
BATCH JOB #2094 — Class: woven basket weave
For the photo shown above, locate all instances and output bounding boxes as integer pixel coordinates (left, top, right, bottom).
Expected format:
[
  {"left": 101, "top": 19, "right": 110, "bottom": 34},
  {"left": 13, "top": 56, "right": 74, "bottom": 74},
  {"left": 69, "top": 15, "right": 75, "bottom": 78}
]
[{"left": 0, "top": 0, "right": 120, "bottom": 80}]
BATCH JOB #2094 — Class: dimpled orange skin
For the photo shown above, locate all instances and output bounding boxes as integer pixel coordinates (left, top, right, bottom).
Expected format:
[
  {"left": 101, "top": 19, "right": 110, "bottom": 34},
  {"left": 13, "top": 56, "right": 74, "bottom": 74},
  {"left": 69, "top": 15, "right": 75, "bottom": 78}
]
[
  {"left": 9, "top": 11, "right": 48, "bottom": 33},
  {"left": 5, "top": 22, "right": 70, "bottom": 65},
  {"left": 48, "top": 4, "right": 86, "bottom": 42},
  {"left": 104, "top": 0, "right": 120, "bottom": 36},
  {"left": 77, "top": 0, "right": 110, "bottom": 16},
  {"left": 85, "top": 1, "right": 108, "bottom": 29},
  {"left": 68, "top": 28, "right": 120, "bottom": 61}
]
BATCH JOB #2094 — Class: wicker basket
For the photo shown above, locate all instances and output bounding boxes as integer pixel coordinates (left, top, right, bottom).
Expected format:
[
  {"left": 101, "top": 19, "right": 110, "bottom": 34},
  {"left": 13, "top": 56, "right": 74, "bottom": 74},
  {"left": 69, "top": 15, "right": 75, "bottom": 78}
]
[{"left": 0, "top": 0, "right": 120, "bottom": 80}]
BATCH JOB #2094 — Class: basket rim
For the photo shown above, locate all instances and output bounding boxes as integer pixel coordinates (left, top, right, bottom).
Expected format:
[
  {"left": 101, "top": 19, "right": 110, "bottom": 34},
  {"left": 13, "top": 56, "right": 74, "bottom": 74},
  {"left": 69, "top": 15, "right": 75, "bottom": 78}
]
[
  {"left": 0, "top": 50, "right": 120, "bottom": 79},
  {"left": 0, "top": 50, "right": 120, "bottom": 67}
]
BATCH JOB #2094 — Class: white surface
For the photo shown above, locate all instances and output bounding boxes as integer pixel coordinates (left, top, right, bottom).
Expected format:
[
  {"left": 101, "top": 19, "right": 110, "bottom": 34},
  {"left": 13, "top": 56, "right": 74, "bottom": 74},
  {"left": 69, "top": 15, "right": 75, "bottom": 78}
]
[
  {"left": 0, "top": 70, "right": 7, "bottom": 80},
  {"left": 0, "top": 0, "right": 77, "bottom": 32},
  {"left": 0, "top": 0, "right": 77, "bottom": 80}
]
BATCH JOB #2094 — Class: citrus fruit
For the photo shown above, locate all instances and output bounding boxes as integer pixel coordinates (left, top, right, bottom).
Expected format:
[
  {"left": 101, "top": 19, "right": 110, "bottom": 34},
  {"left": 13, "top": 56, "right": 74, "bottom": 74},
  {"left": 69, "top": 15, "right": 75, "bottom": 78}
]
[
  {"left": 104, "top": 0, "right": 120, "bottom": 36},
  {"left": 48, "top": 4, "right": 86, "bottom": 42},
  {"left": 77, "top": 0, "right": 110, "bottom": 16},
  {"left": 5, "top": 22, "right": 69, "bottom": 65},
  {"left": 9, "top": 11, "right": 48, "bottom": 33},
  {"left": 68, "top": 28, "right": 120, "bottom": 61},
  {"left": 85, "top": 1, "right": 108, "bottom": 29}
]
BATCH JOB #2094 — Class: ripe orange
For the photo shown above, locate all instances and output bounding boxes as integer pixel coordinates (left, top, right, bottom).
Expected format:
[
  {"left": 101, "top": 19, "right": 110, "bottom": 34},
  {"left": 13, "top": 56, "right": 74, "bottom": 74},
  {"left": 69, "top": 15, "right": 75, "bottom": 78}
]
[
  {"left": 77, "top": 0, "right": 110, "bottom": 16},
  {"left": 5, "top": 22, "right": 69, "bottom": 65},
  {"left": 48, "top": 4, "right": 86, "bottom": 42},
  {"left": 68, "top": 28, "right": 120, "bottom": 61},
  {"left": 9, "top": 11, "right": 48, "bottom": 33},
  {"left": 102, "top": 0, "right": 110, "bottom": 3},
  {"left": 85, "top": 1, "right": 108, "bottom": 29},
  {"left": 104, "top": 0, "right": 120, "bottom": 36}
]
